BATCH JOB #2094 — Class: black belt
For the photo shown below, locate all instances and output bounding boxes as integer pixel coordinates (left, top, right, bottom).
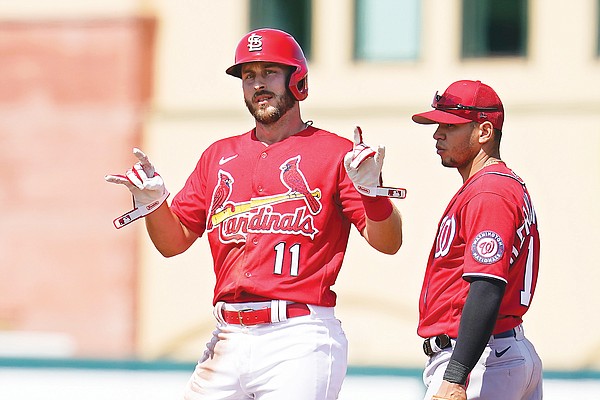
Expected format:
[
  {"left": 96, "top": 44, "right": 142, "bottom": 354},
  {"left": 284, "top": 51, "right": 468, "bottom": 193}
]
[
  {"left": 493, "top": 328, "right": 516, "bottom": 339},
  {"left": 423, "top": 328, "right": 516, "bottom": 357}
]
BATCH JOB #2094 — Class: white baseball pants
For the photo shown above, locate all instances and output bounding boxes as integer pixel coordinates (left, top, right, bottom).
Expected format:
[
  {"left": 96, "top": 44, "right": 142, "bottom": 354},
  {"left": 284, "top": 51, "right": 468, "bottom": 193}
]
[{"left": 183, "top": 303, "right": 348, "bottom": 400}]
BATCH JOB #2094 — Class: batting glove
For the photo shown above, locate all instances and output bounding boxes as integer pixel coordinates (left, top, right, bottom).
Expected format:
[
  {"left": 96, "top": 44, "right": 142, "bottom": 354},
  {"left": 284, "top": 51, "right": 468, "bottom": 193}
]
[
  {"left": 105, "top": 148, "right": 169, "bottom": 229},
  {"left": 343, "top": 126, "right": 406, "bottom": 198}
]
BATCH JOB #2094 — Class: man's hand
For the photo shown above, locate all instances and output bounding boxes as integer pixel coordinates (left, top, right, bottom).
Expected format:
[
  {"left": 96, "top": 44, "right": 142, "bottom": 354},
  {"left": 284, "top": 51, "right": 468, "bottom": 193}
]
[
  {"left": 431, "top": 380, "right": 467, "bottom": 400},
  {"left": 105, "top": 148, "right": 169, "bottom": 229},
  {"left": 343, "top": 126, "right": 406, "bottom": 199}
]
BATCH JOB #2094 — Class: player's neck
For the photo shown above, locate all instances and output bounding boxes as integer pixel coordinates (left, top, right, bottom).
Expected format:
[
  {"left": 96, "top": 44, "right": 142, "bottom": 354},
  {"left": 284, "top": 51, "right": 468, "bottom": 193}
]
[
  {"left": 459, "top": 152, "right": 503, "bottom": 183},
  {"left": 255, "top": 108, "right": 307, "bottom": 145}
]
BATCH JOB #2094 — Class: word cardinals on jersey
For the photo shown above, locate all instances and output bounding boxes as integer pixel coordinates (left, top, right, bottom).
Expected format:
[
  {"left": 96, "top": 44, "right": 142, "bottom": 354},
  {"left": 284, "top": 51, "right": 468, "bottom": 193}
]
[
  {"left": 418, "top": 163, "right": 540, "bottom": 339},
  {"left": 170, "top": 125, "right": 366, "bottom": 306}
]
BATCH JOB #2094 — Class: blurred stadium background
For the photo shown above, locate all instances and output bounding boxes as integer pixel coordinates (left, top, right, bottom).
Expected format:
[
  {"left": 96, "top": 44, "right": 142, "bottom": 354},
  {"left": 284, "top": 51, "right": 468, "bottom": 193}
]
[{"left": 1, "top": 0, "right": 599, "bottom": 398}]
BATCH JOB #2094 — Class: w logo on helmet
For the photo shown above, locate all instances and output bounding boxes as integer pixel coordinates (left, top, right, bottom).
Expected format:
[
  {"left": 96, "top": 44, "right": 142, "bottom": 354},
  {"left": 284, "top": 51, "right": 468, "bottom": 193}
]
[{"left": 247, "top": 33, "right": 263, "bottom": 52}]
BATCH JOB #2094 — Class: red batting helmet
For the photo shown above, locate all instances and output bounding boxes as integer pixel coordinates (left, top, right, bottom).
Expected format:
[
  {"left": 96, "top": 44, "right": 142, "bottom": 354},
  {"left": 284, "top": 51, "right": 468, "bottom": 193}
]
[{"left": 226, "top": 28, "right": 309, "bottom": 101}]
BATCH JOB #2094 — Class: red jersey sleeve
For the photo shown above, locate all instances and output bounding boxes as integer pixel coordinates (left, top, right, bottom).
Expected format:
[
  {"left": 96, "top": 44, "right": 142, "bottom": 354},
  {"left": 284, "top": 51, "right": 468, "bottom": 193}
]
[
  {"left": 460, "top": 191, "right": 519, "bottom": 283},
  {"left": 171, "top": 155, "right": 210, "bottom": 237}
]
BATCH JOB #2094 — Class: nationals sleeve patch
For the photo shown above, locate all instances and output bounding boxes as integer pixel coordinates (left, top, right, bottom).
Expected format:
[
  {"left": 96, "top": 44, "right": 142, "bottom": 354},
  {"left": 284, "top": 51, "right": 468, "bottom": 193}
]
[{"left": 471, "top": 230, "right": 505, "bottom": 264}]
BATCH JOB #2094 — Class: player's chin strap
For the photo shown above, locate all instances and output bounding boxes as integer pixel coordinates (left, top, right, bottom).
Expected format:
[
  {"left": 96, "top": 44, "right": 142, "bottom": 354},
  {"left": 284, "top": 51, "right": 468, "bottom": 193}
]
[
  {"left": 113, "top": 191, "right": 170, "bottom": 229},
  {"left": 356, "top": 185, "right": 407, "bottom": 199}
]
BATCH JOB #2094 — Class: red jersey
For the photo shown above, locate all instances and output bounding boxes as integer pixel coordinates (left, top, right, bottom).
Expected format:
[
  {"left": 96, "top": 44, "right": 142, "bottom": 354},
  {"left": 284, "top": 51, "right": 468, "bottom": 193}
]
[
  {"left": 171, "top": 126, "right": 366, "bottom": 306},
  {"left": 418, "top": 163, "right": 540, "bottom": 338}
]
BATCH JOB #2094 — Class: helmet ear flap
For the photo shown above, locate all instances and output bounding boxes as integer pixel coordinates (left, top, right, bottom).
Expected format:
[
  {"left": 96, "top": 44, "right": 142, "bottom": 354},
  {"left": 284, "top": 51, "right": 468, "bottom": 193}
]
[
  {"left": 284, "top": 66, "right": 307, "bottom": 101},
  {"left": 292, "top": 75, "right": 308, "bottom": 101}
]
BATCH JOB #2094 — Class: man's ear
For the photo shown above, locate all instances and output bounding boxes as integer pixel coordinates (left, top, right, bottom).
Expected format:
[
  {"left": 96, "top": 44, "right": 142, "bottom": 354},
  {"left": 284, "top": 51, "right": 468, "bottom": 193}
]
[{"left": 478, "top": 121, "right": 495, "bottom": 144}]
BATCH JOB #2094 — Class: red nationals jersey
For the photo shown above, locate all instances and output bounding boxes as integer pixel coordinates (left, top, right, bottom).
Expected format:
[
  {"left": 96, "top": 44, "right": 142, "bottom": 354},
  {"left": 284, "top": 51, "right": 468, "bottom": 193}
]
[
  {"left": 418, "top": 163, "right": 540, "bottom": 338},
  {"left": 171, "top": 126, "right": 366, "bottom": 306}
]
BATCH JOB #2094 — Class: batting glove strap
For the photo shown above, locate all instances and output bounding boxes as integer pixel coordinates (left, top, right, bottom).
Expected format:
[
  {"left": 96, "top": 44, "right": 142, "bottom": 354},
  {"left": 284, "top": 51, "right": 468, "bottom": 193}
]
[
  {"left": 113, "top": 189, "right": 169, "bottom": 229},
  {"left": 356, "top": 185, "right": 407, "bottom": 199}
]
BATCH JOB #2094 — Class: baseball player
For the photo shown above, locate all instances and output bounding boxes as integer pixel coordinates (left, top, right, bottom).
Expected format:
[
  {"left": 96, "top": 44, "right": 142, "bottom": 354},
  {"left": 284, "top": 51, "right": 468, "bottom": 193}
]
[
  {"left": 106, "top": 28, "right": 404, "bottom": 399},
  {"left": 412, "top": 80, "right": 543, "bottom": 400}
]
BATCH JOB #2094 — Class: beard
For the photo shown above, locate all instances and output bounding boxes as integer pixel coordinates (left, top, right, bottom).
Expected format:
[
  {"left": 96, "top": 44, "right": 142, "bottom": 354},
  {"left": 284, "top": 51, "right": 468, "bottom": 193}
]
[{"left": 245, "top": 90, "right": 296, "bottom": 125}]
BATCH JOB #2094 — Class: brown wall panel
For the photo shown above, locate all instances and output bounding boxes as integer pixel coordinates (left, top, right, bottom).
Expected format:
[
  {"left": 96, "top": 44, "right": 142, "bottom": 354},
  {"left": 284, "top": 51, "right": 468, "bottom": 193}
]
[{"left": 0, "top": 17, "right": 155, "bottom": 358}]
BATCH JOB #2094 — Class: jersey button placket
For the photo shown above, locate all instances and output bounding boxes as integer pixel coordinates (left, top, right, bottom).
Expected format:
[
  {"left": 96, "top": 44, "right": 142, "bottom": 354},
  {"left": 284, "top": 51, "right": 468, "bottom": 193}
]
[
  {"left": 247, "top": 152, "right": 263, "bottom": 286},
  {"left": 255, "top": 152, "right": 267, "bottom": 195}
]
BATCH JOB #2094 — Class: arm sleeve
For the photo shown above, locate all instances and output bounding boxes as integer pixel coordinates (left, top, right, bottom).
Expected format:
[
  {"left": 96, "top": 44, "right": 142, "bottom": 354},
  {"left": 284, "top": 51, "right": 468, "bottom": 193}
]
[{"left": 443, "top": 277, "right": 506, "bottom": 385}]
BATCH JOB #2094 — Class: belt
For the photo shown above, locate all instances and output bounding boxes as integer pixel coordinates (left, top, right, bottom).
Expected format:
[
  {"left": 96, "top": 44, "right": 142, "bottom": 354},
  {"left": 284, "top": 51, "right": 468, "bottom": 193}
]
[
  {"left": 221, "top": 303, "right": 310, "bottom": 326},
  {"left": 423, "top": 334, "right": 452, "bottom": 357},
  {"left": 493, "top": 328, "right": 516, "bottom": 339},
  {"left": 423, "top": 328, "right": 516, "bottom": 357}
]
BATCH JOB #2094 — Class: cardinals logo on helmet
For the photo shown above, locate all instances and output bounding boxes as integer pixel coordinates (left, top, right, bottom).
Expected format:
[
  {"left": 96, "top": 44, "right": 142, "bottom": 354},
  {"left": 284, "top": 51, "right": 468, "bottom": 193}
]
[{"left": 247, "top": 33, "right": 263, "bottom": 52}]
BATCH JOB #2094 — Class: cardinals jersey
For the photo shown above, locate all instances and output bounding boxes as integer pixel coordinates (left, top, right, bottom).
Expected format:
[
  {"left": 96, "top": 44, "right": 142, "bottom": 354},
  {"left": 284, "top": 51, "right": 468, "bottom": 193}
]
[
  {"left": 418, "top": 163, "right": 540, "bottom": 338},
  {"left": 171, "top": 125, "right": 366, "bottom": 306}
]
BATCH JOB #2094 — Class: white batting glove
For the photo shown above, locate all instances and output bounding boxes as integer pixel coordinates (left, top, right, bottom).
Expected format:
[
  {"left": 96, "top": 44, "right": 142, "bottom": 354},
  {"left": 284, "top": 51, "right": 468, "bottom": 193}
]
[
  {"left": 343, "top": 126, "right": 406, "bottom": 199},
  {"left": 105, "top": 148, "right": 169, "bottom": 229}
]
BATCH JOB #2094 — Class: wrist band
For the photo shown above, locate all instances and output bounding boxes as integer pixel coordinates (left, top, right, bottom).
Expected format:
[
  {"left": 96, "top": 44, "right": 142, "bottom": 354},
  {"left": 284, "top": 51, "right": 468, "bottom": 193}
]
[
  {"left": 443, "top": 359, "right": 471, "bottom": 386},
  {"left": 361, "top": 195, "right": 393, "bottom": 221}
]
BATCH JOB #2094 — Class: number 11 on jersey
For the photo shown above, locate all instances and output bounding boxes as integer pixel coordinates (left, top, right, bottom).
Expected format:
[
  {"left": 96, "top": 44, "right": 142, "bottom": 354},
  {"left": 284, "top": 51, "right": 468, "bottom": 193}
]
[{"left": 273, "top": 242, "right": 300, "bottom": 276}]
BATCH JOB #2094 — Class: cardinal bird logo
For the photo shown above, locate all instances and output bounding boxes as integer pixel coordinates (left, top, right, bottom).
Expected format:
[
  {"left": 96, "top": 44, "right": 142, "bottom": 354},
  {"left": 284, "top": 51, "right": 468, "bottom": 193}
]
[
  {"left": 280, "top": 155, "right": 322, "bottom": 215},
  {"left": 207, "top": 170, "right": 235, "bottom": 230}
]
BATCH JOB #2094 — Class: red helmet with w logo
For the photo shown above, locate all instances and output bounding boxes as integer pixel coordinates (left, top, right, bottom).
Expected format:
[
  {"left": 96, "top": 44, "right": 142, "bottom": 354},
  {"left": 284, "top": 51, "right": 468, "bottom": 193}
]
[{"left": 226, "top": 28, "right": 309, "bottom": 101}]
